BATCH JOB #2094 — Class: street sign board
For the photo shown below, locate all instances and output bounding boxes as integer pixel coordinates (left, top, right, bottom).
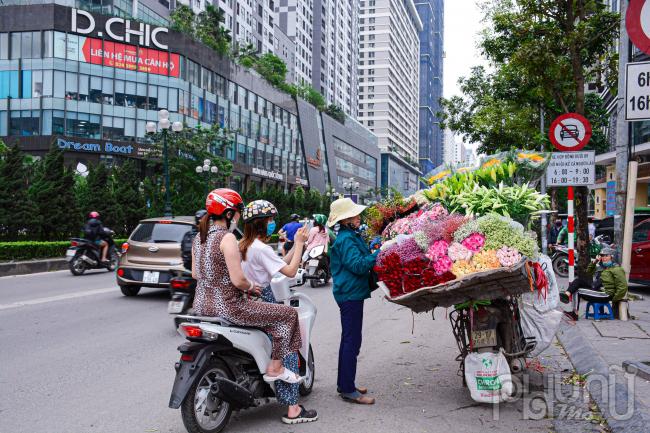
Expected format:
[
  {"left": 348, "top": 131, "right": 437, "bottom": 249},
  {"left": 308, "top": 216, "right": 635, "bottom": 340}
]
[
  {"left": 606, "top": 181, "right": 616, "bottom": 216},
  {"left": 546, "top": 151, "right": 595, "bottom": 187},
  {"left": 627, "top": 0, "right": 650, "bottom": 55},
  {"left": 625, "top": 61, "right": 650, "bottom": 121},
  {"left": 548, "top": 113, "right": 592, "bottom": 151}
]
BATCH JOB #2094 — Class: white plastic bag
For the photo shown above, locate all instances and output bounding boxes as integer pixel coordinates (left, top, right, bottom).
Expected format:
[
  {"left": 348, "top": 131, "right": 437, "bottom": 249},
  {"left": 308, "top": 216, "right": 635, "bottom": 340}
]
[
  {"left": 464, "top": 350, "right": 513, "bottom": 403},
  {"left": 519, "top": 298, "right": 563, "bottom": 357}
]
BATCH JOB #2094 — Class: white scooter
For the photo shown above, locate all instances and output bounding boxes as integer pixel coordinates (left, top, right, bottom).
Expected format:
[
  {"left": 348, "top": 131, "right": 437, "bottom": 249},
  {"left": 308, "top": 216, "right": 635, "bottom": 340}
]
[{"left": 168, "top": 269, "right": 317, "bottom": 433}]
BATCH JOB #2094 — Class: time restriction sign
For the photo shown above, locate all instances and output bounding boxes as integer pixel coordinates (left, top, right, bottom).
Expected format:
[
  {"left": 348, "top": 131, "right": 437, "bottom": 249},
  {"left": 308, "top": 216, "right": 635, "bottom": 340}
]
[{"left": 546, "top": 151, "right": 595, "bottom": 187}]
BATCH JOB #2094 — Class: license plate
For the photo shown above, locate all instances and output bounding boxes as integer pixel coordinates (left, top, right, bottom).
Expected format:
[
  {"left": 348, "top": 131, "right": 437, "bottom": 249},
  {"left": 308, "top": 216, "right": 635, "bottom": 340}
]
[
  {"left": 308, "top": 259, "right": 319, "bottom": 267},
  {"left": 472, "top": 329, "right": 497, "bottom": 348},
  {"left": 143, "top": 271, "right": 160, "bottom": 284},
  {"left": 168, "top": 300, "right": 184, "bottom": 314},
  {"left": 65, "top": 249, "right": 76, "bottom": 262}
]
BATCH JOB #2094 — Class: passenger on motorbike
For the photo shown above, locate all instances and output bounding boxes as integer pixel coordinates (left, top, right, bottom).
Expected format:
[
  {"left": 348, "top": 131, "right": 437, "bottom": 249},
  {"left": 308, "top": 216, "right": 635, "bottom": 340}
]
[
  {"left": 83, "top": 211, "right": 108, "bottom": 263},
  {"left": 191, "top": 189, "right": 304, "bottom": 385},
  {"left": 303, "top": 214, "right": 330, "bottom": 261},
  {"left": 238, "top": 200, "right": 317, "bottom": 424}
]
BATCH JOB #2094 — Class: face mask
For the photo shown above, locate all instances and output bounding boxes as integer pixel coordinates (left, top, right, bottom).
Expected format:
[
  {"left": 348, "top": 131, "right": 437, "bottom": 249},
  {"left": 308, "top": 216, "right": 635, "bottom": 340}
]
[
  {"left": 601, "top": 260, "right": 613, "bottom": 268},
  {"left": 267, "top": 220, "right": 276, "bottom": 236}
]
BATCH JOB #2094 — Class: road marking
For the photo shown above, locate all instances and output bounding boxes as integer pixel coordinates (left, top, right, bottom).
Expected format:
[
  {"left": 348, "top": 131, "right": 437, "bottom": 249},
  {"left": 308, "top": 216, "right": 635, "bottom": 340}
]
[{"left": 0, "top": 287, "right": 116, "bottom": 311}]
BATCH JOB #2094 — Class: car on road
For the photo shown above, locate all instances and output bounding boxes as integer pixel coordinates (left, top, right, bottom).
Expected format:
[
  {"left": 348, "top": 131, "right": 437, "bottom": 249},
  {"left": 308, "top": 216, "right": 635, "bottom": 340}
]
[
  {"left": 117, "top": 217, "right": 195, "bottom": 296},
  {"left": 595, "top": 213, "right": 650, "bottom": 242},
  {"left": 631, "top": 218, "right": 650, "bottom": 286}
]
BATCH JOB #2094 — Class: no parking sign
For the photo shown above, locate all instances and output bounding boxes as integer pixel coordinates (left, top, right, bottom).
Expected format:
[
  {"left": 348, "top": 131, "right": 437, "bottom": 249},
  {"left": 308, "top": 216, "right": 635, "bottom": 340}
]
[{"left": 548, "top": 113, "right": 592, "bottom": 152}]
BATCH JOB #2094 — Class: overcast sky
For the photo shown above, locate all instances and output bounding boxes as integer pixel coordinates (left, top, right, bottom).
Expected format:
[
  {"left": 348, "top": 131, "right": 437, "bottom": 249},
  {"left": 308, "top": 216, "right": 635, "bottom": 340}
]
[{"left": 443, "top": 1, "right": 487, "bottom": 99}]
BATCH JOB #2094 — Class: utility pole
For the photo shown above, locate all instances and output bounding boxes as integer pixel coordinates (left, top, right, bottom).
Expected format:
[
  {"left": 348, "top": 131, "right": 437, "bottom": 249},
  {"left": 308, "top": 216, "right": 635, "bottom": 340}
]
[
  {"left": 614, "top": 0, "right": 629, "bottom": 259},
  {"left": 540, "top": 107, "right": 548, "bottom": 256}
]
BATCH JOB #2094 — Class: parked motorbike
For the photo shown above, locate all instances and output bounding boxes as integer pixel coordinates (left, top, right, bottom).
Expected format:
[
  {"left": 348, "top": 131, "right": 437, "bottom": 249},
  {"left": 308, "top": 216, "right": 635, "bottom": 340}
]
[
  {"left": 302, "top": 245, "right": 330, "bottom": 288},
  {"left": 169, "top": 268, "right": 317, "bottom": 433},
  {"left": 169, "top": 271, "right": 196, "bottom": 328},
  {"left": 66, "top": 228, "right": 119, "bottom": 275},
  {"left": 450, "top": 297, "right": 536, "bottom": 387},
  {"left": 550, "top": 234, "right": 611, "bottom": 278}
]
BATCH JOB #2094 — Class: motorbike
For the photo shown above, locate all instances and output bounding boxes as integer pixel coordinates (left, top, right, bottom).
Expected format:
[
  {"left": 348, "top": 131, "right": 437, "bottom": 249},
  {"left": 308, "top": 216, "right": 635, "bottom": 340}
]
[
  {"left": 550, "top": 234, "right": 612, "bottom": 278},
  {"left": 66, "top": 228, "right": 119, "bottom": 275},
  {"left": 302, "top": 245, "right": 330, "bottom": 288},
  {"left": 169, "top": 268, "right": 317, "bottom": 433},
  {"left": 169, "top": 271, "right": 197, "bottom": 328},
  {"left": 450, "top": 297, "right": 536, "bottom": 386}
]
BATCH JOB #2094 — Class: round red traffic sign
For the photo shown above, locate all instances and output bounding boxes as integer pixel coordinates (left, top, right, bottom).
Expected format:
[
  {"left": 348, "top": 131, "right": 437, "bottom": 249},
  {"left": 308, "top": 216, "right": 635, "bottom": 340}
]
[
  {"left": 548, "top": 113, "right": 592, "bottom": 151},
  {"left": 627, "top": 0, "right": 650, "bottom": 55}
]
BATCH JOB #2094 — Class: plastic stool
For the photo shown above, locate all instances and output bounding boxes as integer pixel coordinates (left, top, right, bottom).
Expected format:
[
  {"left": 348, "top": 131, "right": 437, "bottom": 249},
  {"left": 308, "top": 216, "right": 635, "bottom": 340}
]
[{"left": 585, "top": 302, "right": 615, "bottom": 320}]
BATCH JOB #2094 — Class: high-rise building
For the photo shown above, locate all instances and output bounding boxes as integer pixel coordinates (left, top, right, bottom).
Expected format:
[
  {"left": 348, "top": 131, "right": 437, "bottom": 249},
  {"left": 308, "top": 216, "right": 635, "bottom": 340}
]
[
  {"left": 415, "top": 0, "right": 443, "bottom": 174},
  {"left": 275, "top": 0, "right": 314, "bottom": 85},
  {"left": 358, "top": 0, "right": 422, "bottom": 162},
  {"left": 443, "top": 128, "right": 463, "bottom": 165},
  {"left": 312, "top": 0, "right": 359, "bottom": 117}
]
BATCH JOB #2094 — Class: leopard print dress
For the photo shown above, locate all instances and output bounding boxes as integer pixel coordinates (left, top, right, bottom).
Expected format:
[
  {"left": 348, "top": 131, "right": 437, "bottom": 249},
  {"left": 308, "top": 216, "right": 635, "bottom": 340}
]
[{"left": 192, "top": 225, "right": 301, "bottom": 360}]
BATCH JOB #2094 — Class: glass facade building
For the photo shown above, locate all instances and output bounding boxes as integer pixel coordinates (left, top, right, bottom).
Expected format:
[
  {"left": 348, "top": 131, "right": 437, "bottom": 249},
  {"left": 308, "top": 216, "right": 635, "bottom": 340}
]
[
  {"left": 0, "top": 4, "right": 311, "bottom": 191},
  {"left": 0, "top": 3, "right": 380, "bottom": 194},
  {"left": 416, "top": 0, "right": 444, "bottom": 174}
]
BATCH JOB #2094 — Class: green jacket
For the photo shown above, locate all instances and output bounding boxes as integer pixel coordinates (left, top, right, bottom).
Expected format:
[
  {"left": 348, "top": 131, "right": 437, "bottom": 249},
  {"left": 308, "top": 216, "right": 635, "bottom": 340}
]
[
  {"left": 587, "top": 262, "right": 628, "bottom": 301},
  {"left": 330, "top": 226, "right": 378, "bottom": 304}
]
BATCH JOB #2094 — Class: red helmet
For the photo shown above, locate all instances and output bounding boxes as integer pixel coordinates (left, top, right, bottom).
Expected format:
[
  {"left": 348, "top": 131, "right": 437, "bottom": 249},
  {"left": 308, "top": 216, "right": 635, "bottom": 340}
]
[
  {"left": 89, "top": 211, "right": 100, "bottom": 218},
  {"left": 206, "top": 189, "right": 244, "bottom": 217}
]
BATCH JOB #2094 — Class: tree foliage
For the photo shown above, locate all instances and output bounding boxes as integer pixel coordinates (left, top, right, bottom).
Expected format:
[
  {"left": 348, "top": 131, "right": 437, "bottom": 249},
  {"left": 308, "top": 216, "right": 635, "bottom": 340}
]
[
  {"left": 324, "top": 104, "right": 346, "bottom": 123},
  {"left": 170, "top": 4, "right": 231, "bottom": 56},
  {"left": 0, "top": 143, "right": 34, "bottom": 240}
]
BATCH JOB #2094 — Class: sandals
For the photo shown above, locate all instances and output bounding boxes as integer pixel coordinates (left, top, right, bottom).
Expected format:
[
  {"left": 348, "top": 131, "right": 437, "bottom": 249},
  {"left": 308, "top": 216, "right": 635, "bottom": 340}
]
[
  {"left": 340, "top": 393, "right": 375, "bottom": 405},
  {"left": 263, "top": 368, "right": 304, "bottom": 384},
  {"left": 281, "top": 406, "right": 318, "bottom": 424},
  {"left": 559, "top": 292, "right": 571, "bottom": 304},
  {"left": 337, "top": 386, "right": 368, "bottom": 394}
]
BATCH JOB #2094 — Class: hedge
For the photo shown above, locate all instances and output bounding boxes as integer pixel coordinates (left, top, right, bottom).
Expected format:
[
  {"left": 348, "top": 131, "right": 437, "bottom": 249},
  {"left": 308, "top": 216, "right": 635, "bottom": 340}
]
[{"left": 0, "top": 239, "right": 127, "bottom": 261}]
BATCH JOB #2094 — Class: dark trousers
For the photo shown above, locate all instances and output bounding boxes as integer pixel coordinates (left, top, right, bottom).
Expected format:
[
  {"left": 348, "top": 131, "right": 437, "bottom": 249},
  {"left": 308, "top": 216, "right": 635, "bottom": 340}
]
[
  {"left": 337, "top": 300, "right": 364, "bottom": 394},
  {"left": 566, "top": 277, "right": 593, "bottom": 295}
]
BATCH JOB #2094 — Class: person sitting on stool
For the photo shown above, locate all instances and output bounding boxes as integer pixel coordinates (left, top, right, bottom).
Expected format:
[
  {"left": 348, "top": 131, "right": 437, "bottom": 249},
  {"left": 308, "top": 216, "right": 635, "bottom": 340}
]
[{"left": 559, "top": 247, "right": 628, "bottom": 320}]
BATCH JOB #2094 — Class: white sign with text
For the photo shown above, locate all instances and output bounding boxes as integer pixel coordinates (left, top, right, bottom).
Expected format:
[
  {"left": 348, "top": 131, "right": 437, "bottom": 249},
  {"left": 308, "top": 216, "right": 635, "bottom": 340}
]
[{"left": 546, "top": 151, "right": 595, "bottom": 187}]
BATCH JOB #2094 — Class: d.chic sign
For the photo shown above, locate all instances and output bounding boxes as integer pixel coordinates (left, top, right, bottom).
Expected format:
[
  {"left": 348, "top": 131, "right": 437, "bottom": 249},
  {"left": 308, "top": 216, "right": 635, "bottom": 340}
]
[{"left": 71, "top": 8, "right": 169, "bottom": 50}]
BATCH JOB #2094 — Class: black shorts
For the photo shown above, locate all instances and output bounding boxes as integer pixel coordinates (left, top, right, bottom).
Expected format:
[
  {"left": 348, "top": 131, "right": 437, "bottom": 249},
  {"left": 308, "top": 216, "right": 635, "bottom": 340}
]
[{"left": 283, "top": 241, "right": 294, "bottom": 253}]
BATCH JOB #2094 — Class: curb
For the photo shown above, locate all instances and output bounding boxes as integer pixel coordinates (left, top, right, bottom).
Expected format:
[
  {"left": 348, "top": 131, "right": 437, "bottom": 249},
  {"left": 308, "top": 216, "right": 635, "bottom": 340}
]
[
  {"left": 556, "top": 320, "right": 650, "bottom": 433},
  {"left": 0, "top": 258, "right": 68, "bottom": 277}
]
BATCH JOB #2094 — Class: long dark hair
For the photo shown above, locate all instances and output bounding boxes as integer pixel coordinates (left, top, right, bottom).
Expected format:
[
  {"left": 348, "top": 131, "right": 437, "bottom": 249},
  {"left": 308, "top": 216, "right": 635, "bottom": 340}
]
[
  {"left": 239, "top": 217, "right": 270, "bottom": 261},
  {"left": 198, "top": 210, "right": 234, "bottom": 244}
]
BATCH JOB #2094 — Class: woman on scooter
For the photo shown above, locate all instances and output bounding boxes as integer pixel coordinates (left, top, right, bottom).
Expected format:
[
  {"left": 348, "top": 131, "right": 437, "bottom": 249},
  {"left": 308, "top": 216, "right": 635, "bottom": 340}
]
[
  {"left": 192, "top": 189, "right": 303, "bottom": 386},
  {"left": 238, "top": 200, "right": 317, "bottom": 424}
]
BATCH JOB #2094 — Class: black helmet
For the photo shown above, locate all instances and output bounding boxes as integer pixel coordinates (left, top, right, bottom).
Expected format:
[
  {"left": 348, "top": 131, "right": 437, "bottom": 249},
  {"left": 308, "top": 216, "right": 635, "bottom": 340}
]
[
  {"left": 290, "top": 213, "right": 300, "bottom": 221},
  {"left": 194, "top": 209, "right": 207, "bottom": 225}
]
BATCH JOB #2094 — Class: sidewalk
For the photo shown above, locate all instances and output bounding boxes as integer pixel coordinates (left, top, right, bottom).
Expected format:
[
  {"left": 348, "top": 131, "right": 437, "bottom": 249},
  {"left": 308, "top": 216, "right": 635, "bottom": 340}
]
[{"left": 555, "top": 279, "right": 650, "bottom": 432}]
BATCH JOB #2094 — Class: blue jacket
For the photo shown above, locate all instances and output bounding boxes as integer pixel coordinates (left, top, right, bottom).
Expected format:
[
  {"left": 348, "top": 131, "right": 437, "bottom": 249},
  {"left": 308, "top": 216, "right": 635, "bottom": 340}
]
[{"left": 330, "top": 226, "right": 378, "bottom": 304}]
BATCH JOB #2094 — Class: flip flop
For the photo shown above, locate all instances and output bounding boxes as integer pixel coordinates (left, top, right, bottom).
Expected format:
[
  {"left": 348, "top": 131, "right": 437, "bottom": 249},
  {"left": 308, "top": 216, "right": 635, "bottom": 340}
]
[
  {"left": 263, "top": 368, "right": 304, "bottom": 384},
  {"left": 559, "top": 292, "right": 571, "bottom": 304},
  {"left": 337, "top": 386, "right": 368, "bottom": 394}
]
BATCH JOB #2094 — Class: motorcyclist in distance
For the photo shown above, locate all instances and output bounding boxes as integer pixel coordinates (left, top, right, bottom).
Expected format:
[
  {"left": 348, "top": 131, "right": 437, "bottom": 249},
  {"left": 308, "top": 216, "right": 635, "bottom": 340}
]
[{"left": 83, "top": 211, "right": 108, "bottom": 263}]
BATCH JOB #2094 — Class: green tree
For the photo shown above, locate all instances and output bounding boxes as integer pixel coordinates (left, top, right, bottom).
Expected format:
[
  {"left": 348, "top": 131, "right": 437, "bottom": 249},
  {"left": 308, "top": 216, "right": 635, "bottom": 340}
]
[
  {"left": 80, "top": 163, "right": 117, "bottom": 228},
  {"left": 145, "top": 123, "right": 234, "bottom": 216},
  {"left": 324, "top": 104, "right": 346, "bottom": 123},
  {"left": 295, "top": 84, "right": 326, "bottom": 109},
  {"left": 0, "top": 144, "right": 34, "bottom": 240},
  {"left": 442, "top": 0, "right": 619, "bottom": 279},
  {"left": 232, "top": 43, "right": 258, "bottom": 68},
  {"left": 169, "top": 4, "right": 195, "bottom": 36},
  {"left": 255, "top": 53, "right": 289, "bottom": 86},
  {"left": 196, "top": 5, "right": 232, "bottom": 56},
  {"left": 29, "top": 148, "right": 80, "bottom": 240},
  {"left": 111, "top": 160, "right": 146, "bottom": 236}
]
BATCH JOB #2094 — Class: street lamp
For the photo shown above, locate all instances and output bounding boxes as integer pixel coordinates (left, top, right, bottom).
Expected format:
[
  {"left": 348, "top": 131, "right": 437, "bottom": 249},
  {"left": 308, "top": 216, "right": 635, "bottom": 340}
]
[
  {"left": 343, "top": 176, "right": 360, "bottom": 196},
  {"left": 146, "top": 110, "right": 183, "bottom": 217},
  {"left": 196, "top": 158, "right": 219, "bottom": 196}
]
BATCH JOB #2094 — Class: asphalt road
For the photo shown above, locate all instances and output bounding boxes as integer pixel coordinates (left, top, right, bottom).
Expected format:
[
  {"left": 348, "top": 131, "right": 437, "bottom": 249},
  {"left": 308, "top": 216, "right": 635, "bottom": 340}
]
[{"left": 0, "top": 269, "right": 557, "bottom": 433}]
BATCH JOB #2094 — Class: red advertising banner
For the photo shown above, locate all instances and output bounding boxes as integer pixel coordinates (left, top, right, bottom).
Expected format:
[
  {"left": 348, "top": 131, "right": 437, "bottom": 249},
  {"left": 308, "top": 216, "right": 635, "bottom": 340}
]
[{"left": 80, "top": 37, "right": 180, "bottom": 77}]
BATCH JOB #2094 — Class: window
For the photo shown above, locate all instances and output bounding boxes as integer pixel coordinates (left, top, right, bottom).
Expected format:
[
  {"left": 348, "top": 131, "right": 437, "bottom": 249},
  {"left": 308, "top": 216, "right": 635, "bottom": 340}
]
[
  {"left": 633, "top": 222, "right": 650, "bottom": 243},
  {"left": 0, "top": 33, "right": 8, "bottom": 60},
  {"left": 9, "top": 110, "right": 39, "bottom": 136},
  {"left": 130, "top": 222, "right": 192, "bottom": 243}
]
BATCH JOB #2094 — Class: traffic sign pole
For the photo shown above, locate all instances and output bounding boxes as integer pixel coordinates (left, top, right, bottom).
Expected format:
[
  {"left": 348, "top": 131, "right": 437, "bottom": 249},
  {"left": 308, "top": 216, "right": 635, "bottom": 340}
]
[{"left": 567, "top": 186, "right": 575, "bottom": 283}]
